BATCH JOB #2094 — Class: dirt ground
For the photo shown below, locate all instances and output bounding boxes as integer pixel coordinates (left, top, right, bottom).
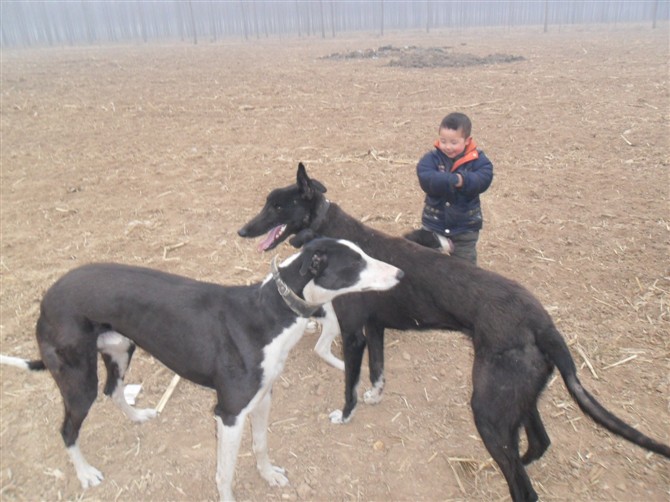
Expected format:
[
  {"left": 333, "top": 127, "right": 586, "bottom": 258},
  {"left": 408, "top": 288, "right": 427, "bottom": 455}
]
[{"left": 1, "top": 24, "right": 669, "bottom": 502}]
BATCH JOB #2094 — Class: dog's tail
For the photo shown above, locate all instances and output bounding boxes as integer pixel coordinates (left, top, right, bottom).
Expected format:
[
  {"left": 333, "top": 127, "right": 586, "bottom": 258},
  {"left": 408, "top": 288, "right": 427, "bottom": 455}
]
[
  {"left": 538, "top": 326, "right": 670, "bottom": 459},
  {"left": 0, "top": 354, "right": 46, "bottom": 371}
]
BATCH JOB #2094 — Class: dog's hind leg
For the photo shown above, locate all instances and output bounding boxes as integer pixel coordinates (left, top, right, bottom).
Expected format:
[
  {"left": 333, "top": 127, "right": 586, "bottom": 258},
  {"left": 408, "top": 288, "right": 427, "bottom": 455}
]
[
  {"left": 249, "top": 390, "right": 289, "bottom": 488},
  {"left": 521, "top": 406, "right": 551, "bottom": 465},
  {"left": 330, "top": 328, "right": 366, "bottom": 424},
  {"left": 40, "top": 335, "right": 104, "bottom": 489},
  {"left": 313, "top": 304, "right": 344, "bottom": 371},
  {"left": 98, "top": 331, "right": 157, "bottom": 423},
  {"left": 363, "top": 322, "right": 385, "bottom": 405},
  {"left": 215, "top": 412, "right": 246, "bottom": 502},
  {"left": 63, "top": 387, "right": 104, "bottom": 489},
  {"left": 471, "top": 351, "right": 538, "bottom": 502}
]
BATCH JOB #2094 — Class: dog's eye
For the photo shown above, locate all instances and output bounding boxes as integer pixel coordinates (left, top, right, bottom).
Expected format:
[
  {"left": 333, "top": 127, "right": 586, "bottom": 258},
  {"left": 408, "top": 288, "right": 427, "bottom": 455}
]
[{"left": 273, "top": 203, "right": 283, "bottom": 210}]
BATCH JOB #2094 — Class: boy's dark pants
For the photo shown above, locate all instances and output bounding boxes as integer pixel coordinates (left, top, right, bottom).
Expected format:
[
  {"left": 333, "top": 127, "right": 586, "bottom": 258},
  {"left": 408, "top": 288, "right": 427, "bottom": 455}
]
[{"left": 450, "top": 231, "right": 479, "bottom": 265}]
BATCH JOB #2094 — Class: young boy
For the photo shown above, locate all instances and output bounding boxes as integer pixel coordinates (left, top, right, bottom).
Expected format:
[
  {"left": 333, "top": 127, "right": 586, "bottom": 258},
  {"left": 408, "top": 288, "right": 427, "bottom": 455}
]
[{"left": 413, "top": 112, "right": 493, "bottom": 264}]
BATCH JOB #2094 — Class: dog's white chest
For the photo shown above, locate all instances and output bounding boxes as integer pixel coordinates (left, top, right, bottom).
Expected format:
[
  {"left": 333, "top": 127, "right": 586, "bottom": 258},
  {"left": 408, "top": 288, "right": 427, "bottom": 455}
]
[{"left": 260, "top": 320, "right": 307, "bottom": 385}]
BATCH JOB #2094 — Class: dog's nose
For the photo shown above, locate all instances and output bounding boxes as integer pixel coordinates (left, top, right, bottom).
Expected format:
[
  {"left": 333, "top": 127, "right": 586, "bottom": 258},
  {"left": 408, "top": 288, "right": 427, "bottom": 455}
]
[
  {"left": 237, "top": 227, "right": 248, "bottom": 237},
  {"left": 396, "top": 270, "right": 405, "bottom": 280}
]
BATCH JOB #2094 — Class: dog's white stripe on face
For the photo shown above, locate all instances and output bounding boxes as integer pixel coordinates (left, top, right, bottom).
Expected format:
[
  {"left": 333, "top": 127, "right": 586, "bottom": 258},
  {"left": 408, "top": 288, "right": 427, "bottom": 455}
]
[
  {"left": 355, "top": 256, "right": 403, "bottom": 290},
  {"left": 302, "top": 240, "right": 401, "bottom": 304}
]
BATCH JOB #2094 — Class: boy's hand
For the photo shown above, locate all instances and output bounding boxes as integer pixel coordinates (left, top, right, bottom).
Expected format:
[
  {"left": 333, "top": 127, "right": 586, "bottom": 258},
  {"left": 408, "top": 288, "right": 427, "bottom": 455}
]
[{"left": 445, "top": 172, "right": 462, "bottom": 189}]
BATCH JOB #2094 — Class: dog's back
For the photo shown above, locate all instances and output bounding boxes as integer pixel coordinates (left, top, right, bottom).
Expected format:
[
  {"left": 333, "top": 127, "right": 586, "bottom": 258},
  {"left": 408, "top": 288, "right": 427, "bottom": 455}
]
[
  {"left": 38, "top": 263, "right": 269, "bottom": 388},
  {"left": 323, "top": 204, "right": 549, "bottom": 338}
]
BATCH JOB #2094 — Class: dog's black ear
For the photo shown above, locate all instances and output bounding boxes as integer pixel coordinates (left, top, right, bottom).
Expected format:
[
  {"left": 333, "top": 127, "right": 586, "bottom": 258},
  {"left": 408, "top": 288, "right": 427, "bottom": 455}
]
[
  {"left": 311, "top": 179, "right": 327, "bottom": 193},
  {"left": 403, "top": 229, "right": 442, "bottom": 249},
  {"left": 290, "top": 229, "right": 319, "bottom": 248},
  {"left": 300, "top": 249, "right": 327, "bottom": 277},
  {"left": 297, "top": 162, "right": 327, "bottom": 199},
  {"left": 297, "top": 162, "right": 311, "bottom": 195}
]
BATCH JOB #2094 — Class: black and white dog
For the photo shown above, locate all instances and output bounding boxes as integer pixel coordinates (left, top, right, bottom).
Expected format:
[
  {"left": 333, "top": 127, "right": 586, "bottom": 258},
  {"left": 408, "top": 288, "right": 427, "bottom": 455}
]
[
  {"left": 0, "top": 237, "right": 402, "bottom": 501},
  {"left": 237, "top": 164, "right": 670, "bottom": 502}
]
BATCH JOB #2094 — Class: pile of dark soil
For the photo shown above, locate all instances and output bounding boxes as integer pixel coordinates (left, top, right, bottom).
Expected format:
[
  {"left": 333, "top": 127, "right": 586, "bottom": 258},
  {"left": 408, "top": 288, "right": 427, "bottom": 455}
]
[{"left": 321, "top": 45, "right": 525, "bottom": 68}]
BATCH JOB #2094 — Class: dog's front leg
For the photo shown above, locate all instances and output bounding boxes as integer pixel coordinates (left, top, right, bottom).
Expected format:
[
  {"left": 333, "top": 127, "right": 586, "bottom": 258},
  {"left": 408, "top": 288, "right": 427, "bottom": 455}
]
[
  {"left": 67, "top": 440, "right": 104, "bottom": 488},
  {"left": 215, "top": 414, "right": 245, "bottom": 502},
  {"left": 313, "top": 304, "right": 344, "bottom": 371},
  {"left": 329, "top": 328, "right": 366, "bottom": 424},
  {"left": 250, "top": 390, "right": 289, "bottom": 488},
  {"left": 363, "top": 322, "right": 385, "bottom": 405}
]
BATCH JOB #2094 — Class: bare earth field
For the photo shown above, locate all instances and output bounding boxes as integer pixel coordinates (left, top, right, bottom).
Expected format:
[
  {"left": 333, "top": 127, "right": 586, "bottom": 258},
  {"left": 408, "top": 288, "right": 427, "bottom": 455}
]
[{"left": 1, "top": 24, "right": 669, "bottom": 502}]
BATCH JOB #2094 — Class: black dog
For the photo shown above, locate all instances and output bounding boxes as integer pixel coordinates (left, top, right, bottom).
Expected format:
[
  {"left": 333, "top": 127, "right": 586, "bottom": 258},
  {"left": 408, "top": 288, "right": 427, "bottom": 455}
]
[
  {"left": 238, "top": 163, "right": 670, "bottom": 502},
  {"left": 0, "top": 237, "right": 402, "bottom": 501}
]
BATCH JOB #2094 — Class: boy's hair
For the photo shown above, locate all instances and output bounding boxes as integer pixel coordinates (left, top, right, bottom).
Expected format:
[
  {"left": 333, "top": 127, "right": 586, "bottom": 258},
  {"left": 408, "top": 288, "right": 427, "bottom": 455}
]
[{"left": 439, "top": 112, "right": 472, "bottom": 138}]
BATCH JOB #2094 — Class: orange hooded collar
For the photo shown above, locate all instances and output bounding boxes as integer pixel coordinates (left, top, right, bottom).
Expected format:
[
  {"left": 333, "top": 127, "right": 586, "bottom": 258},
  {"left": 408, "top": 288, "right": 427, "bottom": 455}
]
[{"left": 433, "top": 138, "right": 479, "bottom": 172}]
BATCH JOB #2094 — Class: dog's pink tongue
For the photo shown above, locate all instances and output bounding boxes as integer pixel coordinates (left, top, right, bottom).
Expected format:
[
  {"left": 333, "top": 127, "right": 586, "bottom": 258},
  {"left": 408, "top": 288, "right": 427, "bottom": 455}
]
[{"left": 258, "top": 226, "right": 282, "bottom": 252}]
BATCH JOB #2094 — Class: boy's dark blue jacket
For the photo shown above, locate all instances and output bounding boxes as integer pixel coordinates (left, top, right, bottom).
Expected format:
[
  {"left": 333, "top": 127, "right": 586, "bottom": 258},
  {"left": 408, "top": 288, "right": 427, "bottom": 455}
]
[{"left": 417, "top": 139, "right": 493, "bottom": 237}]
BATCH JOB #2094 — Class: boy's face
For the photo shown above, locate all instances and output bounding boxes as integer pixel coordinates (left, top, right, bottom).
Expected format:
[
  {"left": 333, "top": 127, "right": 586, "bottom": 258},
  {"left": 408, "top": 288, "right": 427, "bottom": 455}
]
[{"left": 437, "top": 127, "right": 471, "bottom": 159}]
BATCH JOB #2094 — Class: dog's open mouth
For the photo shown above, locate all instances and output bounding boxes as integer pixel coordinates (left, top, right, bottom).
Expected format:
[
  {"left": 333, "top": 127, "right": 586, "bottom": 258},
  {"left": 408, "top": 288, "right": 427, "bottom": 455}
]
[{"left": 258, "top": 224, "right": 287, "bottom": 251}]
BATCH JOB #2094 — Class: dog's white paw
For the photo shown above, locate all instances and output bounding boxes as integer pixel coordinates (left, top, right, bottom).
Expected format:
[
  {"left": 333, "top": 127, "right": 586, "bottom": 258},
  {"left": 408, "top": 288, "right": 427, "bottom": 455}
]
[
  {"left": 363, "top": 388, "right": 383, "bottom": 405},
  {"left": 261, "top": 465, "right": 288, "bottom": 487},
  {"left": 76, "top": 464, "right": 104, "bottom": 489},
  {"left": 69, "top": 445, "right": 104, "bottom": 489},
  {"left": 329, "top": 409, "right": 352, "bottom": 424}
]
